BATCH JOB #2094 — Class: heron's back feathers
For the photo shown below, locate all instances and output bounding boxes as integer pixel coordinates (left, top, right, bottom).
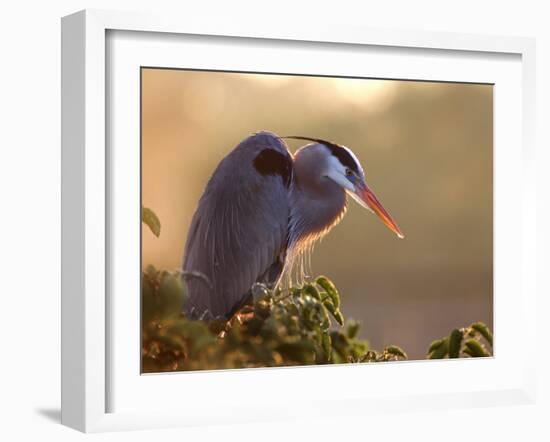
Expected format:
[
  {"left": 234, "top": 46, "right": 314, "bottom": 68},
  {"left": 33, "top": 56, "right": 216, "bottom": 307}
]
[{"left": 182, "top": 131, "right": 293, "bottom": 319}]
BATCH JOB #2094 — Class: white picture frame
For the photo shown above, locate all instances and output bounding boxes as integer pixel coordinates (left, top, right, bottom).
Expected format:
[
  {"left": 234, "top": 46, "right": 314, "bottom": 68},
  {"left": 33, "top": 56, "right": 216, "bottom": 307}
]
[{"left": 61, "top": 9, "right": 537, "bottom": 433}]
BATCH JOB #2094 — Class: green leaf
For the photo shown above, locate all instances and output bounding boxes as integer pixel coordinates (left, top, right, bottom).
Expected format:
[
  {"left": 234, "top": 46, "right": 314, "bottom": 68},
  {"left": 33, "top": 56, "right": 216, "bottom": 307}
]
[
  {"left": 303, "top": 283, "right": 322, "bottom": 301},
  {"left": 276, "top": 340, "right": 317, "bottom": 363},
  {"left": 385, "top": 345, "right": 407, "bottom": 359},
  {"left": 322, "top": 299, "right": 344, "bottom": 326},
  {"left": 159, "top": 272, "right": 186, "bottom": 317},
  {"left": 322, "top": 332, "right": 332, "bottom": 362},
  {"left": 142, "top": 206, "right": 161, "bottom": 237},
  {"left": 428, "top": 338, "right": 445, "bottom": 353},
  {"left": 329, "top": 331, "right": 350, "bottom": 361},
  {"left": 470, "top": 322, "right": 493, "bottom": 348},
  {"left": 333, "top": 310, "right": 344, "bottom": 326},
  {"left": 254, "top": 299, "right": 271, "bottom": 319},
  {"left": 428, "top": 338, "right": 448, "bottom": 359},
  {"left": 360, "top": 350, "right": 379, "bottom": 363},
  {"left": 464, "top": 339, "right": 489, "bottom": 357},
  {"left": 346, "top": 320, "right": 360, "bottom": 339},
  {"left": 448, "top": 329, "right": 463, "bottom": 358},
  {"left": 316, "top": 304, "right": 331, "bottom": 332},
  {"left": 316, "top": 276, "right": 340, "bottom": 308}
]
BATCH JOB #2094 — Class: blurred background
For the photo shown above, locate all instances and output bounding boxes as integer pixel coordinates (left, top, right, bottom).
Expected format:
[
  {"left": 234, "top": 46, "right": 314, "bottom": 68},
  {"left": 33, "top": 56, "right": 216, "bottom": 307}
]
[{"left": 141, "top": 68, "right": 493, "bottom": 360}]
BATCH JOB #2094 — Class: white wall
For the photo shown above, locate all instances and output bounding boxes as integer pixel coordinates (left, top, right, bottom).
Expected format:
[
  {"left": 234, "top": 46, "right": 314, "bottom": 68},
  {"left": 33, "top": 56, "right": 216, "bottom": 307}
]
[{"left": 0, "top": 1, "right": 547, "bottom": 440}]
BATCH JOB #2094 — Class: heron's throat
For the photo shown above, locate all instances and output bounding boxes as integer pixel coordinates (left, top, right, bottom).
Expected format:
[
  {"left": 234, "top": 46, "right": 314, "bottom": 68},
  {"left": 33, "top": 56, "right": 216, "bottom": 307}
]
[
  {"left": 279, "top": 148, "right": 348, "bottom": 285},
  {"left": 281, "top": 179, "right": 346, "bottom": 286},
  {"left": 288, "top": 173, "right": 347, "bottom": 250}
]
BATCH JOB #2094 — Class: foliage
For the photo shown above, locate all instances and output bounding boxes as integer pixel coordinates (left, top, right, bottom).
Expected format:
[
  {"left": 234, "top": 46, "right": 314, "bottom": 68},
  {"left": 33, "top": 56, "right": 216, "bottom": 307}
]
[
  {"left": 427, "top": 322, "right": 493, "bottom": 359},
  {"left": 140, "top": 208, "right": 492, "bottom": 373},
  {"left": 142, "top": 206, "right": 161, "bottom": 237},
  {"left": 141, "top": 267, "right": 409, "bottom": 373}
]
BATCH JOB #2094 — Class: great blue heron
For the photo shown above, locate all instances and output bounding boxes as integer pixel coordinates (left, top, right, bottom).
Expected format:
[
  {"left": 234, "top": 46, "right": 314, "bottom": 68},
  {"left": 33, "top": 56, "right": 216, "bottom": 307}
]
[{"left": 182, "top": 131, "right": 403, "bottom": 320}]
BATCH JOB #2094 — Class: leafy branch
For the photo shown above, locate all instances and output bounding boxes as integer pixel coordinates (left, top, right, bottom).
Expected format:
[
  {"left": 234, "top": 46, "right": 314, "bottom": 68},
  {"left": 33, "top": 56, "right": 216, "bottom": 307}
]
[
  {"left": 427, "top": 322, "right": 493, "bottom": 359},
  {"left": 140, "top": 209, "right": 492, "bottom": 373},
  {"left": 141, "top": 268, "right": 410, "bottom": 372}
]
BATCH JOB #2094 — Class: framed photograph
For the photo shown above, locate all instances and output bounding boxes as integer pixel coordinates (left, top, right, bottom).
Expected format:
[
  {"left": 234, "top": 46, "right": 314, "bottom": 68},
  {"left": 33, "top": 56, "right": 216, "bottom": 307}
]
[{"left": 61, "top": 9, "right": 537, "bottom": 432}]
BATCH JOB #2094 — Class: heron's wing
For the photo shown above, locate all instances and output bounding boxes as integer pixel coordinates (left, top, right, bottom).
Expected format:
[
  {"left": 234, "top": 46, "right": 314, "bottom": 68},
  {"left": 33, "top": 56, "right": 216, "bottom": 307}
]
[{"left": 182, "top": 131, "right": 293, "bottom": 319}]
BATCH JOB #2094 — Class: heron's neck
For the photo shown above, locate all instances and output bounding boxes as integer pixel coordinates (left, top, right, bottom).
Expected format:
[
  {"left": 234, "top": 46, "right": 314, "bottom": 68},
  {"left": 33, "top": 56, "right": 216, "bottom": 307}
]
[{"left": 289, "top": 163, "right": 347, "bottom": 250}]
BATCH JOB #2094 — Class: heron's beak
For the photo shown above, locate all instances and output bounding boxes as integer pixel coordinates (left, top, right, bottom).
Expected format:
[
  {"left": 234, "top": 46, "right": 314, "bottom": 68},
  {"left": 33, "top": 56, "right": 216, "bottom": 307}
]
[{"left": 351, "top": 182, "right": 404, "bottom": 239}]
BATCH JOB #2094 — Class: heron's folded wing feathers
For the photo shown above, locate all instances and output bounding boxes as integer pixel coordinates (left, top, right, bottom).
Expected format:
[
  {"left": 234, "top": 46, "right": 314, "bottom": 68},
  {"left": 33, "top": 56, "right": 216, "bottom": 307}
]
[{"left": 183, "top": 131, "right": 292, "bottom": 319}]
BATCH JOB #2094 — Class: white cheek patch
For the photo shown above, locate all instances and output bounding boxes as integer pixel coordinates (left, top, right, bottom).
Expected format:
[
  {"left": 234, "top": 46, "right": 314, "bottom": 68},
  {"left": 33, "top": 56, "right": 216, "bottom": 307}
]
[
  {"left": 326, "top": 156, "right": 355, "bottom": 191},
  {"left": 327, "top": 154, "right": 348, "bottom": 175}
]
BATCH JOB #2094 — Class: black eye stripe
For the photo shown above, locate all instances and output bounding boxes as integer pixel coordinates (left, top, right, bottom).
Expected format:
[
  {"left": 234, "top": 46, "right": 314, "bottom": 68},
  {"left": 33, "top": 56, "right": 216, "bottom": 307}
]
[
  {"left": 283, "top": 135, "right": 361, "bottom": 175},
  {"left": 326, "top": 145, "right": 360, "bottom": 175}
]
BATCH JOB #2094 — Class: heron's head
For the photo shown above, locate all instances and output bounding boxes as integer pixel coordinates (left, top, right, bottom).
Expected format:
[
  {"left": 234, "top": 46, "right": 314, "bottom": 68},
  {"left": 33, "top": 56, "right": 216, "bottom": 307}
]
[{"left": 285, "top": 136, "right": 404, "bottom": 239}]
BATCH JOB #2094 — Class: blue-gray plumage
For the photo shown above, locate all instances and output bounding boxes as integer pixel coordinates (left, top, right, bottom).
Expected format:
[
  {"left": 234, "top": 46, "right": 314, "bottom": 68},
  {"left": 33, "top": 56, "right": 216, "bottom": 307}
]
[{"left": 182, "top": 131, "right": 403, "bottom": 320}]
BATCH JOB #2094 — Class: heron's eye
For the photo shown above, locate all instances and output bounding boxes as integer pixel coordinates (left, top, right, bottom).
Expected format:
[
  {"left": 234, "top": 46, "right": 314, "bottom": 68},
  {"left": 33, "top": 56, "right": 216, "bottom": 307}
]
[{"left": 345, "top": 168, "right": 353, "bottom": 177}]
